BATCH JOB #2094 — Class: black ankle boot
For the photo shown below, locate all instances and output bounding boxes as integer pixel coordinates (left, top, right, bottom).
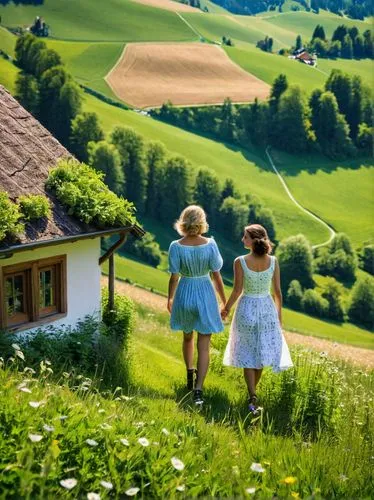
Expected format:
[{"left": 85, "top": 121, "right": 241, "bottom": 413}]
[
  {"left": 186, "top": 368, "right": 197, "bottom": 390},
  {"left": 193, "top": 389, "right": 204, "bottom": 405}
]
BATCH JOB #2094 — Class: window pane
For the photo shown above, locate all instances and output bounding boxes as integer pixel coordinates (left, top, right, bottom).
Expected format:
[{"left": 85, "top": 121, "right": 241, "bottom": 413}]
[
  {"left": 39, "top": 269, "right": 55, "bottom": 308},
  {"left": 5, "top": 276, "right": 25, "bottom": 315}
]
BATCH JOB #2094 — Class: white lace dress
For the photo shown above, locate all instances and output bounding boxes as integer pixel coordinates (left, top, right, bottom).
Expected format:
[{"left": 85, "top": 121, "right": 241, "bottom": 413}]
[{"left": 223, "top": 255, "right": 293, "bottom": 373}]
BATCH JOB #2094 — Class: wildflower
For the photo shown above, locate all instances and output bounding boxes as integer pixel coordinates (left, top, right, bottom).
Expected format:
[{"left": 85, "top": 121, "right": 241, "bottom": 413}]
[
  {"left": 291, "top": 493, "right": 300, "bottom": 498},
  {"left": 29, "top": 401, "right": 42, "bottom": 408},
  {"left": 98, "top": 409, "right": 106, "bottom": 414},
  {"left": 134, "top": 421, "right": 145, "bottom": 428},
  {"left": 120, "top": 438, "right": 130, "bottom": 446},
  {"left": 176, "top": 485, "right": 185, "bottom": 492},
  {"left": 138, "top": 437, "right": 149, "bottom": 447},
  {"left": 19, "top": 386, "right": 32, "bottom": 394},
  {"left": 87, "top": 494, "right": 101, "bottom": 500},
  {"left": 86, "top": 439, "right": 99, "bottom": 447},
  {"left": 281, "top": 476, "right": 297, "bottom": 485},
  {"left": 246, "top": 487, "right": 256, "bottom": 495},
  {"left": 15, "top": 350, "right": 25, "bottom": 361},
  {"left": 100, "top": 423, "right": 112, "bottom": 430},
  {"left": 339, "top": 474, "right": 348, "bottom": 482},
  {"left": 162, "top": 428, "right": 170, "bottom": 436},
  {"left": 171, "top": 457, "right": 185, "bottom": 471},
  {"left": 58, "top": 415, "right": 68, "bottom": 421},
  {"left": 60, "top": 478, "right": 77, "bottom": 490},
  {"left": 250, "top": 463, "right": 265, "bottom": 473},
  {"left": 28, "top": 434, "right": 43, "bottom": 443},
  {"left": 43, "top": 425, "right": 55, "bottom": 432},
  {"left": 153, "top": 441, "right": 159, "bottom": 446},
  {"left": 100, "top": 481, "right": 113, "bottom": 490},
  {"left": 24, "top": 367, "right": 36, "bottom": 374},
  {"left": 125, "top": 487, "right": 140, "bottom": 496}
]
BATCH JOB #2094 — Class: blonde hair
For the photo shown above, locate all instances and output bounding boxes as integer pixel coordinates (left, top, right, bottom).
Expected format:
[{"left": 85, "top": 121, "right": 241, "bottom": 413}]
[{"left": 174, "top": 205, "right": 209, "bottom": 236}]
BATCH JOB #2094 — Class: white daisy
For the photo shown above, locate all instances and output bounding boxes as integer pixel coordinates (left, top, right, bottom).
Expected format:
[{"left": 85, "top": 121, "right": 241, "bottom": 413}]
[
  {"left": 87, "top": 493, "right": 100, "bottom": 500},
  {"left": 29, "top": 401, "right": 42, "bottom": 408},
  {"left": 86, "top": 439, "right": 99, "bottom": 447},
  {"left": 100, "top": 423, "right": 112, "bottom": 430},
  {"left": 138, "top": 437, "right": 149, "bottom": 447},
  {"left": 28, "top": 434, "right": 43, "bottom": 443},
  {"left": 171, "top": 457, "right": 185, "bottom": 471},
  {"left": 250, "top": 463, "right": 265, "bottom": 473},
  {"left": 120, "top": 438, "right": 130, "bottom": 446},
  {"left": 125, "top": 487, "right": 140, "bottom": 496},
  {"left": 100, "top": 481, "right": 113, "bottom": 490},
  {"left": 176, "top": 485, "right": 186, "bottom": 492},
  {"left": 246, "top": 487, "right": 256, "bottom": 494},
  {"left": 161, "top": 428, "right": 170, "bottom": 436},
  {"left": 43, "top": 425, "right": 55, "bottom": 432},
  {"left": 19, "top": 387, "right": 32, "bottom": 394},
  {"left": 60, "top": 478, "right": 77, "bottom": 490}
]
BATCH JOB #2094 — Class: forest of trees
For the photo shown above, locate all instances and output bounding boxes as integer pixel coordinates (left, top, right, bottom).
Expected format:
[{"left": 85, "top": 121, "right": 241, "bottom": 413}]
[
  {"left": 291, "top": 23, "right": 374, "bottom": 60},
  {"left": 153, "top": 72, "right": 373, "bottom": 159},
  {"left": 208, "top": 0, "right": 373, "bottom": 19}
]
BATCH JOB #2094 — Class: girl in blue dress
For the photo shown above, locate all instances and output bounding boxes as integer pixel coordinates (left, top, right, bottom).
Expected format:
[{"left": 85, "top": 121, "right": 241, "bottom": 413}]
[{"left": 168, "top": 205, "right": 226, "bottom": 405}]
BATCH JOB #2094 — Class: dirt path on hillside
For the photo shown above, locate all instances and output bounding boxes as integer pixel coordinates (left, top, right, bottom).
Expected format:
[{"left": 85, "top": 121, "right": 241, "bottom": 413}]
[{"left": 101, "top": 277, "right": 374, "bottom": 370}]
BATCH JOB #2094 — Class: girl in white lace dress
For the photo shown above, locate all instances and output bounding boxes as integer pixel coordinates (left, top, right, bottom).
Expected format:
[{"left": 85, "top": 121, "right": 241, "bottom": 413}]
[{"left": 222, "top": 224, "right": 293, "bottom": 413}]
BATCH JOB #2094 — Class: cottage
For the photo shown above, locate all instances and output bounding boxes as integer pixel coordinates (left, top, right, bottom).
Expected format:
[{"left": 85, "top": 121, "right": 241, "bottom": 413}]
[{"left": 0, "top": 85, "right": 143, "bottom": 334}]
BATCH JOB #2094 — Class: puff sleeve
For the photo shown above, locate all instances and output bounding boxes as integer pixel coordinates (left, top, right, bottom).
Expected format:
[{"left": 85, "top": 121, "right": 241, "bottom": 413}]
[
  {"left": 168, "top": 241, "right": 180, "bottom": 274},
  {"left": 210, "top": 239, "right": 223, "bottom": 272}
]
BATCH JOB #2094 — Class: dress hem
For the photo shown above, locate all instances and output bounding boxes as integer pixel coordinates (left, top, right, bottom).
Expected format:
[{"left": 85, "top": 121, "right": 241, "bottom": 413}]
[{"left": 171, "top": 326, "right": 223, "bottom": 334}]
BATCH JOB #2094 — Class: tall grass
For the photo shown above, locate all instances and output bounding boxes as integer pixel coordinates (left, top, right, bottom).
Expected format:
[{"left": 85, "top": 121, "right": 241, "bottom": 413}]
[{"left": 0, "top": 302, "right": 373, "bottom": 498}]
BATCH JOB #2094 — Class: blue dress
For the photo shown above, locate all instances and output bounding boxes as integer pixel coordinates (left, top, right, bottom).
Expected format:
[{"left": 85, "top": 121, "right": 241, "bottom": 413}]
[{"left": 168, "top": 238, "right": 224, "bottom": 334}]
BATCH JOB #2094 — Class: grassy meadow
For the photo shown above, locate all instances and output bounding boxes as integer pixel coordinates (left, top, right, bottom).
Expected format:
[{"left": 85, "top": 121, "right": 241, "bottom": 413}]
[
  {"left": 46, "top": 40, "right": 124, "bottom": 99},
  {"left": 0, "top": 300, "right": 373, "bottom": 498},
  {"left": 0, "top": 0, "right": 196, "bottom": 41},
  {"left": 102, "top": 253, "right": 374, "bottom": 349}
]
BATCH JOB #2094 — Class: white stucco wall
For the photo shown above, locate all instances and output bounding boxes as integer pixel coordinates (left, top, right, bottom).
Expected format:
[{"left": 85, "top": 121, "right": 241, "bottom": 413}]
[{"left": 1, "top": 238, "right": 102, "bottom": 336}]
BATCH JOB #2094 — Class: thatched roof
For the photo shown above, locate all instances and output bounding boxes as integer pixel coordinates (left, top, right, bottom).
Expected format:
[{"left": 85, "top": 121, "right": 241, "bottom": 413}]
[{"left": 0, "top": 85, "right": 143, "bottom": 254}]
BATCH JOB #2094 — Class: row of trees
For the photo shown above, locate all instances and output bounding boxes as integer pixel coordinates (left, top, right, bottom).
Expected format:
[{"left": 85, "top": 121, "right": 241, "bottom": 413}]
[
  {"left": 278, "top": 233, "right": 374, "bottom": 329},
  {"left": 207, "top": 0, "right": 373, "bottom": 19},
  {"left": 153, "top": 72, "right": 372, "bottom": 159},
  {"left": 14, "top": 33, "right": 82, "bottom": 146},
  {"left": 304, "top": 23, "right": 373, "bottom": 59}
]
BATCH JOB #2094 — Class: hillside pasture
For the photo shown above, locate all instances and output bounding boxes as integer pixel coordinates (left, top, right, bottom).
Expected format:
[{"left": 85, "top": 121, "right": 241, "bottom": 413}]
[
  {"left": 130, "top": 0, "right": 200, "bottom": 12},
  {"left": 106, "top": 42, "right": 270, "bottom": 107},
  {"left": 0, "top": 0, "right": 196, "bottom": 42},
  {"left": 0, "top": 27, "right": 16, "bottom": 57},
  {"left": 46, "top": 40, "right": 123, "bottom": 99}
]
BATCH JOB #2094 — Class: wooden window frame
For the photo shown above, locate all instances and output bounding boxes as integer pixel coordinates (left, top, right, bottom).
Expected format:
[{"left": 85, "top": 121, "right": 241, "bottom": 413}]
[{"left": 0, "top": 255, "right": 67, "bottom": 332}]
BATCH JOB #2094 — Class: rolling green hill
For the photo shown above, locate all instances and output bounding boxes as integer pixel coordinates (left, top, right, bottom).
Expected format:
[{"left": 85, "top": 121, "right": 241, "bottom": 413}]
[
  {"left": 262, "top": 9, "right": 371, "bottom": 43},
  {"left": 0, "top": 0, "right": 196, "bottom": 41},
  {"left": 46, "top": 40, "right": 124, "bottom": 99}
]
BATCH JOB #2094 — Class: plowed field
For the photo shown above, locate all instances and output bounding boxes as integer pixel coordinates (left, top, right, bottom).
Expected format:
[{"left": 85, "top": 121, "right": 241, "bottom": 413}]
[{"left": 106, "top": 42, "right": 270, "bottom": 108}]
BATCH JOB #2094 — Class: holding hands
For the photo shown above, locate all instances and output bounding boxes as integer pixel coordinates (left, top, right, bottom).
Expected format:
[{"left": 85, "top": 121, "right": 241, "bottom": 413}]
[{"left": 220, "top": 305, "right": 229, "bottom": 321}]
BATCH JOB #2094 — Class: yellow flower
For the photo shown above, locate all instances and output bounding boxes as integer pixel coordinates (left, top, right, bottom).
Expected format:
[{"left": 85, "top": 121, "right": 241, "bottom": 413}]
[
  {"left": 281, "top": 476, "right": 298, "bottom": 485},
  {"left": 263, "top": 461, "right": 271, "bottom": 466},
  {"left": 291, "top": 492, "right": 300, "bottom": 498}
]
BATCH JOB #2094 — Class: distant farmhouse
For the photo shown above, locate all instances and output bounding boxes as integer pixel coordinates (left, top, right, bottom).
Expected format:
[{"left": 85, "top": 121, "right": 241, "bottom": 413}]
[
  {"left": 30, "top": 16, "right": 49, "bottom": 37},
  {"left": 0, "top": 85, "right": 143, "bottom": 335},
  {"left": 289, "top": 47, "right": 317, "bottom": 67}
]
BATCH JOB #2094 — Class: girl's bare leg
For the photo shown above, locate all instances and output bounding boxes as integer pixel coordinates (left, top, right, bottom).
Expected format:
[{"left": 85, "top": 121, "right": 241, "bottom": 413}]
[
  {"left": 183, "top": 332, "right": 194, "bottom": 370},
  {"left": 243, "top": 368, "right": 257, "bottom": 397},
  {"left": 255, "top": 368, "right": 263, "bottom": 390},
  {"left": 195, "top": 333, "right": 211, "bottom": 390}
]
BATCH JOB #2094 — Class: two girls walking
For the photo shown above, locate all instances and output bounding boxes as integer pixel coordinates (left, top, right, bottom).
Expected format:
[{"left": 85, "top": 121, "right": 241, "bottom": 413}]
[{"left": 167, "top": 205, "right": 293, "bottom": 410}]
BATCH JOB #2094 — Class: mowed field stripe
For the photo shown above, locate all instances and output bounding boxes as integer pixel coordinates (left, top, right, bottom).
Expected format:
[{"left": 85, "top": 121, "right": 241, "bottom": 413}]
[{"left": 106, "top": 42, "right": 270, "bottom": 108}]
